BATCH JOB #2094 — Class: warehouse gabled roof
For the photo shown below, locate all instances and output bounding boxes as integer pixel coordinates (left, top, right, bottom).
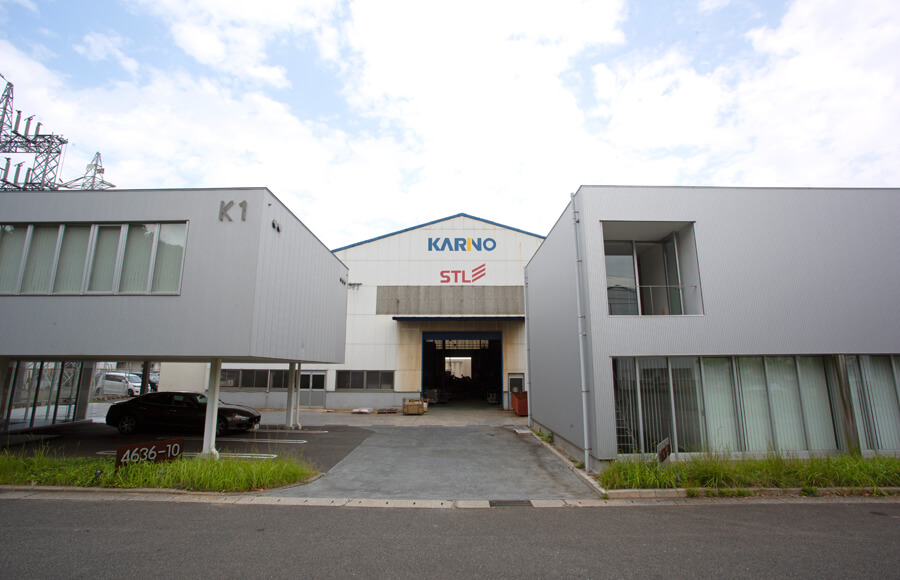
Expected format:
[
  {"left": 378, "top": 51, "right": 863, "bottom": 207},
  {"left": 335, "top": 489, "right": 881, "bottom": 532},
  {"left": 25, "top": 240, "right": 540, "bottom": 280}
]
[{"left": 333, "top": 213, "right": 544, "bottom": 252}]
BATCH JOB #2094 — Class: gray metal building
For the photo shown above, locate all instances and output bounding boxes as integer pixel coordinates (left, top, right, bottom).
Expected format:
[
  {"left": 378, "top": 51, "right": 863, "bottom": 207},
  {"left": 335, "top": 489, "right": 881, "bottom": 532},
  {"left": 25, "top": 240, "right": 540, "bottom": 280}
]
[
  {"left": 525, "top": 186, "right": 900, "bottom": 469},
  {"left": 0, "top": 187, "right": 347, "bottom": 453}
]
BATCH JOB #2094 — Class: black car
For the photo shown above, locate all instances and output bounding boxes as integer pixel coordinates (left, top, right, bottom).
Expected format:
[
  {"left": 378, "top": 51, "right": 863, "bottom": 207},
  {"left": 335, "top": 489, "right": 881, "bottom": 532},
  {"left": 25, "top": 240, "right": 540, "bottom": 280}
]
[{"left": 105, "top": 391, "right": 261, "bottom": 436}]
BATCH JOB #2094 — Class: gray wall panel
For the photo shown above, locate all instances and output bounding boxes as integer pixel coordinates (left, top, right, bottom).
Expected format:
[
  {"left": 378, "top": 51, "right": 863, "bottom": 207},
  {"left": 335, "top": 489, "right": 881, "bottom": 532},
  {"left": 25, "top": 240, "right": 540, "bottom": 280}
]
[
  {"left": 0, "top": 188, "right": 347, "bottom": 364},
  {"left": 524, "top": 202, "right": 586, "bottom": 449}
]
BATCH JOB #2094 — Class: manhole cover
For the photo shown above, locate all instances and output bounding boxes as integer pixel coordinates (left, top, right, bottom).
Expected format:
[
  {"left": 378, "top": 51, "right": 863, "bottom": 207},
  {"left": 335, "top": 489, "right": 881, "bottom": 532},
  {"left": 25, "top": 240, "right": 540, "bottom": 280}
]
[{"left": 489, "top": 500, "right": 533, "bottom": 508}]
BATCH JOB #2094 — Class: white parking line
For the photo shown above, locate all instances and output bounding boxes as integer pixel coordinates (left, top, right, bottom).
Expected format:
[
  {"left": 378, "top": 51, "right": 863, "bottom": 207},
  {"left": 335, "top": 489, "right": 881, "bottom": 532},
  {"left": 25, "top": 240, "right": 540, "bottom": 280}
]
[
  {"left": 96, "top": 450, "right": 278, "bottom": 459},
  {"left": 177, "top": 437, "right": 307, "bottom": 444}
]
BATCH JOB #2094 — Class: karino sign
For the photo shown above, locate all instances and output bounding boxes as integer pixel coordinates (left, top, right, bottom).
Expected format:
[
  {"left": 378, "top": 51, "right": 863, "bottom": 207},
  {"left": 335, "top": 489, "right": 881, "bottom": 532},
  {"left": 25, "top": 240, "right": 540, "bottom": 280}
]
[
  {"left": 440, "top": 263, "right": 486, "bottom": 284},
  {"left": 428, "top": 237, "right": 497, "bottom": 252}
]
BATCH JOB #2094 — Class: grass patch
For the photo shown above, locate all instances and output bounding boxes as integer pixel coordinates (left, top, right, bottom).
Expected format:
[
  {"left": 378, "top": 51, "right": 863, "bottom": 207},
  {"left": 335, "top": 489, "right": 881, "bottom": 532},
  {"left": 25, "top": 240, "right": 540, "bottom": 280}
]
[
  {"left": 0, "top": 449, "right": 316, "bottom": 492},
  {"left": 533, "top": 429, "right": 553, "bottom": 444},
  {"left": 598, "top": 452, "right": 900, "bottom": 491}
]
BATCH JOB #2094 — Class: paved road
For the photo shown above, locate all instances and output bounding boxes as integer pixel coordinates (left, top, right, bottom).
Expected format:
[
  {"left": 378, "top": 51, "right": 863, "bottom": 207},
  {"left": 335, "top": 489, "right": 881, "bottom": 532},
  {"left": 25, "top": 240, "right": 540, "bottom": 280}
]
[{"left": 1, "top": 497, "right": 898, "bottom": 579}]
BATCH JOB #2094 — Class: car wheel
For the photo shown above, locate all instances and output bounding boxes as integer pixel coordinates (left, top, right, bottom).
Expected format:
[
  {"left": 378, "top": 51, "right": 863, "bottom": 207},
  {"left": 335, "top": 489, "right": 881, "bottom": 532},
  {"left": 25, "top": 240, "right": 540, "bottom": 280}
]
[
  {"left": 216, "top": 417, "right": 227, "bottom": 437},
  {"left": 127, "top": 388, "right": 135, "bottom": 397},
  {"left": 96, "top": 386, "right": 103, "bottom": 395},
  {"left": 117, "top": 415, "right": 137, "bottom": 435}
]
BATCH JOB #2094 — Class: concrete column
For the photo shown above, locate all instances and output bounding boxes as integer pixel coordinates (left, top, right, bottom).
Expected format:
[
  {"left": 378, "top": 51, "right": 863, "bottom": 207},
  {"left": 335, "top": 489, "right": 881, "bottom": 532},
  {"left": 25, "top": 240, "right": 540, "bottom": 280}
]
[
  {"left": 73, "top": 362, "right": 94, "bottom": 421},
  {"left": 285, "top": 362, "right": 296, "bottom": 427},
  {"left": 200, "top": 359, "right": 222, "bottom": 459},
  {"left": 140, "top": 360, "right": 151, "bottom": 395},
  {"left": 294, "top": 362, "right": 302, "bottom": 430}
]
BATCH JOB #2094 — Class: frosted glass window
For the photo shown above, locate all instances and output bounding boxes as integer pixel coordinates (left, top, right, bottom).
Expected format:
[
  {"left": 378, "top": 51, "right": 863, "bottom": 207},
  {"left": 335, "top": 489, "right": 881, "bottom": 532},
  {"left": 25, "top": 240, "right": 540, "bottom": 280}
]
[
  {"left": 766, "top": 357, "right": 807, "bottom": 451},
  {"left": 702, "top": 358, "right": 740, "bottom": 452},
  {"left": 151, "top": 223, "right": 187, "bottom": 293},
  {"left": 796, "top": 357, "right": 838, "bottom": 451},
  {"left": 21, "top": 226, "right": 59, "bottom": 293},
  {"left": 671, "top": 357, "right": 704, "bottom": 452},
  {"left": 0, "top": 225, "right": 28, "bottom": 293},
  {"left": 846, "top": 356, "right": 874, "bottom": 449},
  {"left": 737, "top": 357, "right": 773, "bottom": 452},
  {"left": 119, "top": 224, "right": 156, "bottom": 293},
  {"left": 53, "top": 226, "right": 90, "bottom": 294},
  {"left": 862, "top": 356, "right": 900, "bottom": 450},
  {"left": 88, "top": 226, "right": 122, "bottom": 292},
  {"left": 613, "top": 357, "right": 640, "bottom": 453},
  {"left": 638, "top": 357, "right": 672, "bottom": 453}
]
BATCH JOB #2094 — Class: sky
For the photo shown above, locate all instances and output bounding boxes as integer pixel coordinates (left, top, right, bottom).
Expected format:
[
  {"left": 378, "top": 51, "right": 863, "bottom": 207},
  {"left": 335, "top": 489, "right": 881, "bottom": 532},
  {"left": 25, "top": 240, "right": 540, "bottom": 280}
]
[{"left": 1, "top": 0, "right": 898, "bottom": 248}]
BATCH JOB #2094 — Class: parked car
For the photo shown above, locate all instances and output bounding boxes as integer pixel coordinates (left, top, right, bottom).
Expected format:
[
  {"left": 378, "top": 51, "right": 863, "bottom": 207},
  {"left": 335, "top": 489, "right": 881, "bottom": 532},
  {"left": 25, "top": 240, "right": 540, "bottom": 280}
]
[
  {"left": 105, "top": 391, "right": 261, "bottom": 436},
  {"left": 94, "top": 372, "right": 144, "bottom": 397}
]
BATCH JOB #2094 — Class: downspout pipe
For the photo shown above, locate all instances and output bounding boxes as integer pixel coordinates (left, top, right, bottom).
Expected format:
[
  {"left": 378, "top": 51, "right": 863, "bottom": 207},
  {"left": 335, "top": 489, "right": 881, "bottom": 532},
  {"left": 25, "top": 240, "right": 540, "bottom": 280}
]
[{"left": 571, "top": 193, "right": 592, "bottom": 472}]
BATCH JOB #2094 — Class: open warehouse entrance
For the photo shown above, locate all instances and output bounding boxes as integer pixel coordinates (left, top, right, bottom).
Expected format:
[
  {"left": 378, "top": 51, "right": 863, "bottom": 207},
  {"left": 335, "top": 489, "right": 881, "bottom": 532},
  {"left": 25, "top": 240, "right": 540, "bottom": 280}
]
[{"left": 421, "top": 331, "right": 502, "bottom": 409}]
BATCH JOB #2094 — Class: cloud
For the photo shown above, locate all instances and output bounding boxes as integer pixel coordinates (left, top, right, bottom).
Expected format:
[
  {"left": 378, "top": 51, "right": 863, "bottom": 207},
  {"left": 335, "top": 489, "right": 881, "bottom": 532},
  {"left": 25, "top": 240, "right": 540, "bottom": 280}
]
[
  {"left": 587, "top": 0, "right": 900, "bottom": 188},
  {"left": 74, "top": 32, "right": 140, "bottom": 77},
  {"left": 128, "top": 0, "right": 341, "bottom": 87}
]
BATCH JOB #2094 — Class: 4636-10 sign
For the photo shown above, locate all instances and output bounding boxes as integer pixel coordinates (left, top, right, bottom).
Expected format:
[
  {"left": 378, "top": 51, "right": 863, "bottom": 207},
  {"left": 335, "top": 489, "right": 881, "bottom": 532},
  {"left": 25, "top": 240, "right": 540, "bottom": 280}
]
[{"left": 115, "top": 438, "right": 183, "bottom": 469}]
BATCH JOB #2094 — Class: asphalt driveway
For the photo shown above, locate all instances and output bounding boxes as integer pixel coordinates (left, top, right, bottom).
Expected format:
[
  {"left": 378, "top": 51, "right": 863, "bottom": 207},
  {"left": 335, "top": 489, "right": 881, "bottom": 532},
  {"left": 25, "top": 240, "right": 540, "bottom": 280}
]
[{"left": 266, "top": 425, "right": 599, "bottom": 501}]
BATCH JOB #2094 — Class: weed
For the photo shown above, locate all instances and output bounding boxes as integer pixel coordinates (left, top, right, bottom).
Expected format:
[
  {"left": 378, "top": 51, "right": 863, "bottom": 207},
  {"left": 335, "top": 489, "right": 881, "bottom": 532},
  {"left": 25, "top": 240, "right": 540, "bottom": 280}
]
[
  {"left": 600, "top": 452, "right": 900, "bottom": 491},
  {"left": 685, "top": 488, "right": 699, "bottom": 498},
  {"left": 534, "top": 429, "right": 554, "bottom": 444},
  {"left": 801, "top": 485, "right": 818, "bottom": 497}
]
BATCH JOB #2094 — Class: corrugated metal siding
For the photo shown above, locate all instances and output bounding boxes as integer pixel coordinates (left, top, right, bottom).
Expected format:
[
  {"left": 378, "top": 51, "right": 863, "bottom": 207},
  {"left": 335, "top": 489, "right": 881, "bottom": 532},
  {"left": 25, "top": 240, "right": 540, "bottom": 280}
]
[
  {"left": 250, "top": 191, "right": 348, "bottom": 364},
  {"left": 375, "top": 286, "right": 524, "bottom": 315},
  {"left": 524, "top": 202, "right": 587, "bottom": 451},
  {"left": 0, "top": 188, "right": 347, "bottom": 363}
]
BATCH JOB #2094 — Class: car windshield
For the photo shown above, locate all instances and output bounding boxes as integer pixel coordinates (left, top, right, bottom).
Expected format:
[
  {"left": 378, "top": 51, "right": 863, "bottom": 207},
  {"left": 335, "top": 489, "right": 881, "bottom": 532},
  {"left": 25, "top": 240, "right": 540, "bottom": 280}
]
[
  {"left": 126, "top": 374, "right": 142, "bottom": 383},
  {"left": 195, "top": 394, "right": 208, "bottom": 404}
]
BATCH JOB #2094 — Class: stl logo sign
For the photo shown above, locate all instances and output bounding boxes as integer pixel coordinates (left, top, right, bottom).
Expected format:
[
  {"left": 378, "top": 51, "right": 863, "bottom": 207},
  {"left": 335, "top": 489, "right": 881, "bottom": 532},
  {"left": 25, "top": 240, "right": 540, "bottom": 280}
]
[{"left": 440, "top": 263, "right": 486, "bottom": 284}]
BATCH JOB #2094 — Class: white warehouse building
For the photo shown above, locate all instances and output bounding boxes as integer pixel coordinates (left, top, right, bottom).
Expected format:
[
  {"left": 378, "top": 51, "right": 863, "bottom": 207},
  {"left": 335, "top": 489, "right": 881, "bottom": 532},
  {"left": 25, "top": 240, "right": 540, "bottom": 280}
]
[{"left": 222, "top": 214, "right": 544, "bottom": 411}]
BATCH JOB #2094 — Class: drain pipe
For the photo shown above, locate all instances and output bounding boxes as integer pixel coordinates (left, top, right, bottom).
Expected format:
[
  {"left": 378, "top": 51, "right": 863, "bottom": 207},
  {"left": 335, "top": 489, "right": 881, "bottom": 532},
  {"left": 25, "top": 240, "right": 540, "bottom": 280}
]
[{"left": 571, "top": 193, "right": 592, "bottom": 472}]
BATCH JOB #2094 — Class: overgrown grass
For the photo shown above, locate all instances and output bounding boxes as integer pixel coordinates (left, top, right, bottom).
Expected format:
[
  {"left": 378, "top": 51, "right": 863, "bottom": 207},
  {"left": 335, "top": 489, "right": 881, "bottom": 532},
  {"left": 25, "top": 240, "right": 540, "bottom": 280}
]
[
  {"left": 0, "top": 449, "right": 316, "bottom": 492},
  {"left": 598, "top": 452, "right": 900, "bottom": 490}
]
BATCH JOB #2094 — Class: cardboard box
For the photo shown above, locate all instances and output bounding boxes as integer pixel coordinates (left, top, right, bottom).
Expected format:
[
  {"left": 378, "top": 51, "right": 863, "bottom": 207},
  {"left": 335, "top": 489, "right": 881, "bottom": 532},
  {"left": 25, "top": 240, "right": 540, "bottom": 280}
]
[{"left": 403, "top": 399, "right": 425, "bottom": 415}]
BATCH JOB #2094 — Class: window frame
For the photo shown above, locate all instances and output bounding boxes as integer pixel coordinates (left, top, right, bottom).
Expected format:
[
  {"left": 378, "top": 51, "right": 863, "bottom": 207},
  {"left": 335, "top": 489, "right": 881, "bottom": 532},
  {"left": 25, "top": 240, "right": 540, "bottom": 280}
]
[{"left": 0, "top": 221, "right": 189, "bottom": 296}]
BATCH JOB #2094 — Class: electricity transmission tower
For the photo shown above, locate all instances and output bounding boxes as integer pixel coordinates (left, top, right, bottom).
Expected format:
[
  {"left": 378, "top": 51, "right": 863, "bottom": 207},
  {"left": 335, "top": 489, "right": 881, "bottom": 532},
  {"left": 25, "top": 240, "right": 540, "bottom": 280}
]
[
  {"left": 61, "top": 151, "right": 116, "bottom": 190},
  {"left": 0, "top": 74, "right": 68, "bottom": 191}
]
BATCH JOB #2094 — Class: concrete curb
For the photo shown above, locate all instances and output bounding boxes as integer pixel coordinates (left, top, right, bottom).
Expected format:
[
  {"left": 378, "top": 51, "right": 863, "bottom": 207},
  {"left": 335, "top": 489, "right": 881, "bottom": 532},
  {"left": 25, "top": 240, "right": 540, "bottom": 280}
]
[
  {"left": 2, "top": 486, "right": 899, "bottom": 507},
  {"left": 604, "top": 486, "right": 900, "bottom": 499}
]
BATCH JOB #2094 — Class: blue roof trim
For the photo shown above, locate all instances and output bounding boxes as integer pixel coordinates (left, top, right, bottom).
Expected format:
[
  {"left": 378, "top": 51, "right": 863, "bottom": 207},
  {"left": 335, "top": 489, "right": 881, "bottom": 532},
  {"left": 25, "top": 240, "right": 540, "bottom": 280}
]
[{"left": 332, "top": 213, "right": 544, "bottom": 252}]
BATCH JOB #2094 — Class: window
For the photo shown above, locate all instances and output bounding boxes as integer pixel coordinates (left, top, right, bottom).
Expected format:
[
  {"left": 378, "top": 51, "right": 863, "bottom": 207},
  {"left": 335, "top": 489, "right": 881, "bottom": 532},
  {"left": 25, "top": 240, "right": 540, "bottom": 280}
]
[
  {"left": 612, "top": 355, "right": 844, "bottom": 455},
  {"left": 0, "top": 222, "right": 188, "bottom": 295},
  {"left": 603, "top": 222, "right": 702, "bottom": 316},
  {"left": 336, "top": 370, "right": 394, "bottom": 390}
]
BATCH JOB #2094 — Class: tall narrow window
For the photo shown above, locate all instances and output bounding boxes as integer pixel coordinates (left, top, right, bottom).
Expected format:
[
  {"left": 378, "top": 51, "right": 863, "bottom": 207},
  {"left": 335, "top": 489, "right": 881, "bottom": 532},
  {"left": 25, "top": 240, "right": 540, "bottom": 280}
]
[
  {"left": 151, "top": 223, "right": 187, "bottom": 293},
  {"left": 671, "top": 357, "right": 705, "bottom": 452},
  {"left": 860, "top": 356, "right": 900, "bottom": 450},
  {"left": 613, "top": 358, "right": 640, "bottom": 453},
  {"left": 88, "top": 226, "right": 122, "bottom": 292},
  {"left": 702, "top": 358, "right": 741, "bottom": 452},
  {"left": 796, "top": 357, "right": 838, "bottom": 451},
  {"left": 53, "top": 226, "right": 90, "bottom": 293},
  {"left": 119, "top": 224, "right": 156, "bottom": 293},
  {"left": 20, "top": 226, "right": 59, "bottom": 293},
  {"left": 766, "top": 356, "right": 806, "bottom": 451},
  {"left": 638, "top": 357, "right": 672, "bottom": 453},
  {"left": 605, "top": 241, "right": 638, "bottom": 315},
  {"left": 737, "top": 357, "right": 773, "bottom": 452},
  {"left": 0, "top": 225, "right": 27, "bottom": 293}
]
